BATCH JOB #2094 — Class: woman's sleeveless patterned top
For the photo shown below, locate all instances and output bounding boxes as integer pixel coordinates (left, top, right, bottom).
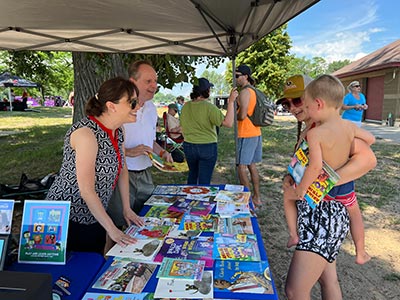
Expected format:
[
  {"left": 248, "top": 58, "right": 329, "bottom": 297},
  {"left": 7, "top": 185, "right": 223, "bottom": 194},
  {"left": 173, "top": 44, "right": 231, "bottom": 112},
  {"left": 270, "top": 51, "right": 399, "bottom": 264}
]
[{"left": 46, "top": 116, "right": 124, "bottom": 225}]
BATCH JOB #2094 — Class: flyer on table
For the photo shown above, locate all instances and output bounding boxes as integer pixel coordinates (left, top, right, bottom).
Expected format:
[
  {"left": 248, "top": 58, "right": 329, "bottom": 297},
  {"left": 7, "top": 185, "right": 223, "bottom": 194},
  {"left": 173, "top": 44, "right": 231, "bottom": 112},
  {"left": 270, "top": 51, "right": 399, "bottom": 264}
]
[{"left": 18, "top": 200, "right": 70, "bottom": 264}]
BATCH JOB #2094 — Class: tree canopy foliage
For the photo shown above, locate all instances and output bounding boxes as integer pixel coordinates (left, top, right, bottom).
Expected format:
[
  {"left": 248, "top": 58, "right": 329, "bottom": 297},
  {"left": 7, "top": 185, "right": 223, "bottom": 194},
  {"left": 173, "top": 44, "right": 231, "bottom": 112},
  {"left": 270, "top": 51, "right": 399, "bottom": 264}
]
[{"left": 226, "top": 25, "right": 292, "bottom": 100}]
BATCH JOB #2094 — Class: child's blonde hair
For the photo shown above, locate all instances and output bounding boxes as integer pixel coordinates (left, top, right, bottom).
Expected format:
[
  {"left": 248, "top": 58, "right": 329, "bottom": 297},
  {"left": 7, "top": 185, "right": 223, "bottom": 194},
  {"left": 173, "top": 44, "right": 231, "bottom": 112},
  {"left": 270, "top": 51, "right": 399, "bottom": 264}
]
[{"left": 305, "top": 74, "right": 345, "bottom": 109}]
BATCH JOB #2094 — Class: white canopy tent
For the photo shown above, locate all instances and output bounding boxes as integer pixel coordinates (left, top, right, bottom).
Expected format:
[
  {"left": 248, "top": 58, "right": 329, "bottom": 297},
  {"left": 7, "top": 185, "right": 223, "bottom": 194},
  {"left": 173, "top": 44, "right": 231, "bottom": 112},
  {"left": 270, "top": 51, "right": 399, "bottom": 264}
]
[{"left": 0, "top": 0, "right": 319, "bottom": 57}]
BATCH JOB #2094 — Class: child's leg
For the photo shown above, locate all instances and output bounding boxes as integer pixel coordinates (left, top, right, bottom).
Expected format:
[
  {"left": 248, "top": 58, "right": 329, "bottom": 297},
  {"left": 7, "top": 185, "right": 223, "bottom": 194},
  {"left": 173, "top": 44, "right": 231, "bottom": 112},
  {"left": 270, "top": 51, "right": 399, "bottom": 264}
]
[
  {"left": 347, "top": 203, "right": 371, "bottom": 264},
  {"left": 283, "top": 189, "right": 299, "bottom": 248}
]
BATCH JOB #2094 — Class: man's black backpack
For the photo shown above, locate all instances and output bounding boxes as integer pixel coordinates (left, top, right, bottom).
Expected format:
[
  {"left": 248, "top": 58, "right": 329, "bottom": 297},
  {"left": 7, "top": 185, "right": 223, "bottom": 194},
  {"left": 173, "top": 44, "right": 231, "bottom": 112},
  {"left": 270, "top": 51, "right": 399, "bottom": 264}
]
[{"left": 245, "top": 85, "right": 274, "bottom": 127}]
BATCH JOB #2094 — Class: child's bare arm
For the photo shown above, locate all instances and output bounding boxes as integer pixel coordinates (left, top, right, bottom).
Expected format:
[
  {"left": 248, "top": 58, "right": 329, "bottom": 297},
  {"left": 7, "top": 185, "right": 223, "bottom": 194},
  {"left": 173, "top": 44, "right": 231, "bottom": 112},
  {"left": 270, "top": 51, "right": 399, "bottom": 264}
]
[
  {"left": 336, "top": 138, "right": 377, "bottom": 185},
  {"left": 352, "top": 123, "right": 375, "bottom": 145},
  {"left": 295, "top": 129, "right": 323, "bottom": 198}
]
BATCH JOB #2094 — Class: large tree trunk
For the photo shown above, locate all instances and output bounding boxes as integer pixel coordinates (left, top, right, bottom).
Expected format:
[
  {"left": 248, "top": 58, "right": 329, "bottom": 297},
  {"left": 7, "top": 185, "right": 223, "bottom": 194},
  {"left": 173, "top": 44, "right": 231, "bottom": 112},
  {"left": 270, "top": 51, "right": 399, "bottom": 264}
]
[{"left": 72, "top": 52, "right": 128, "bottom": 123}]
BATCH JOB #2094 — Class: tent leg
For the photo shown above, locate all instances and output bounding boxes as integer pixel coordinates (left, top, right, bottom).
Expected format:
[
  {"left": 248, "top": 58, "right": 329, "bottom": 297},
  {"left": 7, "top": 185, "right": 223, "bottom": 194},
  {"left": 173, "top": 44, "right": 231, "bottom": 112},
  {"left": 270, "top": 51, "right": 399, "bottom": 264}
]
[{"left": 8, "top": 88, "right": 12, "bottom": 112}]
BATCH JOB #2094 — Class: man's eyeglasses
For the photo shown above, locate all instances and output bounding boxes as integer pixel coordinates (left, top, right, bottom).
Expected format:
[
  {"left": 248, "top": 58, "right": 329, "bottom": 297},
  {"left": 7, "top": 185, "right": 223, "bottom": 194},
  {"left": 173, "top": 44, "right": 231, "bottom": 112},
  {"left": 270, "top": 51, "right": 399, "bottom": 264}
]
[
  {"left": 235, "top": 74, "right": 244, "bottom": 78},
  {"left": 352, "top": 85, "right": 361, "bottom": 88},
  {"left": 280, "top": 97, "right": 303, "bottom": 110},
  {"left": 128, "top": 97, "right": 138, "bottom": 109}
]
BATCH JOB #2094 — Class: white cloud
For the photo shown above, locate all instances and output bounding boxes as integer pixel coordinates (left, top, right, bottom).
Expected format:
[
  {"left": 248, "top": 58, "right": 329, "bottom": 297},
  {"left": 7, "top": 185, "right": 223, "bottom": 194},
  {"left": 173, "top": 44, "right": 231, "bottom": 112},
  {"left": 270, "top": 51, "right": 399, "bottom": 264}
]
[{"left": 288, "top": 0, "right": 383, "bottom": 63}]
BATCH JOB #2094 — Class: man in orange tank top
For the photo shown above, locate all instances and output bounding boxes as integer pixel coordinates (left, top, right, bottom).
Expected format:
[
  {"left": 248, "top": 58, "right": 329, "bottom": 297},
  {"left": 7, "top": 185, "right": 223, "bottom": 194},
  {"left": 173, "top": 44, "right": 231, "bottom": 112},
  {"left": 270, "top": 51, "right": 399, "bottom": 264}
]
[{"left": 235, "top": 65, "right": 262, "bottom": 208}]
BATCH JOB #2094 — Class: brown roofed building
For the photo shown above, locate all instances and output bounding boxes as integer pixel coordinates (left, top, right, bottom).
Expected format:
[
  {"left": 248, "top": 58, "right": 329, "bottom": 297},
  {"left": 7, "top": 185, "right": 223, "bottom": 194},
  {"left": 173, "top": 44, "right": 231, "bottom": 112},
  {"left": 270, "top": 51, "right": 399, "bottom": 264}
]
[{"left": 333, "top": 39, "right": 400, "bottom": 124}]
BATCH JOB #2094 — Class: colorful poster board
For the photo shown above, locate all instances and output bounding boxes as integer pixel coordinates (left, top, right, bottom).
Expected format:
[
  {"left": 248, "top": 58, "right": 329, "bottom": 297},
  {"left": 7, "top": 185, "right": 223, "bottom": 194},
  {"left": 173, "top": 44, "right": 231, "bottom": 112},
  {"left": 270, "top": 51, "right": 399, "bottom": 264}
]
[{"left": 18, "top": 200, "right": 70, "bottom": 264}]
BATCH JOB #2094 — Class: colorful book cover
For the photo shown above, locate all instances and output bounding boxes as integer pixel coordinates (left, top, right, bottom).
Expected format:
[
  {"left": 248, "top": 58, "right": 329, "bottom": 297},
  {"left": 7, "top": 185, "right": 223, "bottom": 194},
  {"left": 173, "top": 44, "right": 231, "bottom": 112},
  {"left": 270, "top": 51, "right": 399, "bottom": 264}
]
[
  {"left": 92, "top": 257, "right": 156, "bottom": 293},
  {"left": 144, "top": 205, "right": 184, "bottom": 224},
  {"left": 178, "top": 185, "right": 220, "bottom": 197},
  {"left": 152, "top": 185, "right": 181, "bottom": 195},
  {"left": 167, "top": 198, "right": 194, "bottom": 214},
  {"left": 218, "top": 217, "right": 254, "bottom": 234},
  {"left": 288, "top": 139, "right": 340, "bottom": 209},
  {"left": 156, "top": 257, "right": 205, "bottom": 281},
  {"left": 154, "top": 236, "right": 214, "bottom": 267},
  {"left": 105, "top": 239, "right": 162, "bottom": 262},
  {"left": 167, "top": 225, "right": 202, "bottom": 240},
  {"left": 224, "top": 184, "right": 245, "bottom": 192},
  {"left": 82, "top": 292, "right": 153, "bottom": 300},
  {"left": 189, "top": 200, "right": 216, "bottom": 216},
  {"left": 123, "top": 217, "right": 173, "bottom": 240},
  {"left": 215, "top": 190, "right": 251, "bottom": 204},
  {"left": 214, "top": 260, "right": 274, "bottom": 294},
  {"left": 213, "top": 233, "right": 261, "bottom": 261},
  {"left": 154, "top": 270, "right": 213, "bottom": 299},
  {"left": 0, "top": 199, "right": 15, "bottom": 234},
  {"left": 216, "top": 201, "right": 250, "bottom": 218},
  {"left": 144, "top": 194, "right": 185, "bottom": 206},
  {"left": 178, "top": 213, "right": 218, "bottom": 232},
  {"left": 18, "top": 200, "right": 70, "bottom": 264}
]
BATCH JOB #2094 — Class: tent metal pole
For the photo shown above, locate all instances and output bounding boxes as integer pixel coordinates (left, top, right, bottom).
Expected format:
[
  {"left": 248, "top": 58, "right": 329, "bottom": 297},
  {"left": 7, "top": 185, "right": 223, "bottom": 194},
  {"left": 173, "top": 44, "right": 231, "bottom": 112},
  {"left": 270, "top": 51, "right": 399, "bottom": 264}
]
[
  {"left": 231, "top": 55, "right": 238, "bottom": 182},
  {"left": 8, "top": 88, "right": 12, "bottom": 112}
]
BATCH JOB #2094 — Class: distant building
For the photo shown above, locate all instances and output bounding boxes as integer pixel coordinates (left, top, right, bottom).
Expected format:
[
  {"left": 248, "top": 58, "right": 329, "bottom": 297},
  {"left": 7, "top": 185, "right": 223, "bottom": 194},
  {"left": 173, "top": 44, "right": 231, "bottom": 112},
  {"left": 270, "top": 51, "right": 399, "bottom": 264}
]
[{"left": 333, "top": 39, "right": 400, "bottom": 124}]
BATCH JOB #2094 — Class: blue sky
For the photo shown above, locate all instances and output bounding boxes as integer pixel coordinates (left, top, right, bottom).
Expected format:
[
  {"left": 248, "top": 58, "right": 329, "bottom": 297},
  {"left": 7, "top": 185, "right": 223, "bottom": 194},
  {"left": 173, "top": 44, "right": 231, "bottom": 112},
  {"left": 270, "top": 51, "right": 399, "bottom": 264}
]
[{"left": 161, "top": 0, "right": 399, "bottom": 97}]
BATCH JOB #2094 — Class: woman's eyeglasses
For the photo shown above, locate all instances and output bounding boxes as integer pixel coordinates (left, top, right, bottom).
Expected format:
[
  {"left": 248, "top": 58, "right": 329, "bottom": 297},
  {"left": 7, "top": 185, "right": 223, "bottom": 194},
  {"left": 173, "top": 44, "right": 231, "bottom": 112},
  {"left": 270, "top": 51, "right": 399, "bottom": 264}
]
[
  {"left": 352, "top": 85, "right": 361, "bottom": 88},
  {"left": 281, "top": 97, "right": 303, "bottom": 110},
  {"left": 128, "top": 97, "right": 138, "bottom": 109}
]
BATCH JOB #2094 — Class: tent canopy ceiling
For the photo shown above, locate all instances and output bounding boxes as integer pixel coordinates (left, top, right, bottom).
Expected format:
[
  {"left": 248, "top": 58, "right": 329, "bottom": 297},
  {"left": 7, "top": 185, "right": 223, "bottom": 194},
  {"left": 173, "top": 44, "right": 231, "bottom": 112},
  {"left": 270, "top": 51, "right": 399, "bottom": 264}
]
[{"left": 0, "top": 0, "right": 319, "bottom": 56}]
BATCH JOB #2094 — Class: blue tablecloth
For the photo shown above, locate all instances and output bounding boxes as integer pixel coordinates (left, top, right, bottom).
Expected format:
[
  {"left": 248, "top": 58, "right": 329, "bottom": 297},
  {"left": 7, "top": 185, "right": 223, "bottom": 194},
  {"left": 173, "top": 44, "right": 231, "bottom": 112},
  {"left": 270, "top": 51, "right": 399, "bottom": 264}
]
[
  {"left": 6, "top": 251, "right": 105, "bottom": 300},
  {"left": 87, "top": 184, "right": 278, "bottom": 300}
]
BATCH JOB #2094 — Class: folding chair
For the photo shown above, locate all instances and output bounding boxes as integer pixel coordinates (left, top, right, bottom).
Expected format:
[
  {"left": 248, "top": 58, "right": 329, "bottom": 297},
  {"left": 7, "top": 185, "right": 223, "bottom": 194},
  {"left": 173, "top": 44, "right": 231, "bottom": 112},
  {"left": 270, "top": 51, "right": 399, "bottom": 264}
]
[{"left": 161, "top": 112, "right": 185, "bottom": 162}]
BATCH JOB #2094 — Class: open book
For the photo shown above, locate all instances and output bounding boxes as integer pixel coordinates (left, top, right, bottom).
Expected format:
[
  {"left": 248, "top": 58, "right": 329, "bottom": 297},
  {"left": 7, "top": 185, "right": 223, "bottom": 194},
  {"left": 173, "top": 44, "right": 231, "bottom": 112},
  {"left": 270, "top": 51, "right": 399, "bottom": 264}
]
[
  {"left": 147, "top": 152, "right": 186, "bottom": 172},
  {"left": 288, "top": 139, "right": 340, "bottom": 209}
]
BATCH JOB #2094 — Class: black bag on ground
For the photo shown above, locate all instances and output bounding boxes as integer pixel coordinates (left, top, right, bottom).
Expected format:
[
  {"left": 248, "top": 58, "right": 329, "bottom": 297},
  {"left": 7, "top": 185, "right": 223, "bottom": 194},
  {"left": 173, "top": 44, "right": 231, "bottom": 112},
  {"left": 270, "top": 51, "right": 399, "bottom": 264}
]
[{"left": 245, "top": 85, "right": 274, "bottom": 126}]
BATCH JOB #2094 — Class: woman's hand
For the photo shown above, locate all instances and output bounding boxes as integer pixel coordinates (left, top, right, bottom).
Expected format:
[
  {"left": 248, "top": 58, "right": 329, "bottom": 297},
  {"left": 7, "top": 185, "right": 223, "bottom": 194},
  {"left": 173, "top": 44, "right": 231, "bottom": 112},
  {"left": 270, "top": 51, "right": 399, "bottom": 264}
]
[
  {"left": 108, "top": 226, "right": 138, "bottom": 247},
  {"left": 123, "top": 208, "right": 144, "bottom": 227},
  {"left": 282, "top": 174, "right": 294, "bottom": 189}
]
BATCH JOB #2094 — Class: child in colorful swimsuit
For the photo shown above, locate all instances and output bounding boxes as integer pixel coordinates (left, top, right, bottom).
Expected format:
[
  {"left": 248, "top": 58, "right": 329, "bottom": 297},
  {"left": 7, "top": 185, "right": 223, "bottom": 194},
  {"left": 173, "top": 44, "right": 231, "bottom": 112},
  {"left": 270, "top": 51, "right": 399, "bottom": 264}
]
[{"left": 284, "top": 75, "right": 375, "bottom": 264}]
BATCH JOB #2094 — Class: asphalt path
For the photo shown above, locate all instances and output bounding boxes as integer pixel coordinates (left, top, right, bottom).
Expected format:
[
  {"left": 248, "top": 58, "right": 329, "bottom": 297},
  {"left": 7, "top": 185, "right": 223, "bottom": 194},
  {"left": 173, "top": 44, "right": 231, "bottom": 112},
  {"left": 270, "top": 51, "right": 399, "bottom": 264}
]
[{"left": 362, "top": 122, "right": 400, "bottom": 144}]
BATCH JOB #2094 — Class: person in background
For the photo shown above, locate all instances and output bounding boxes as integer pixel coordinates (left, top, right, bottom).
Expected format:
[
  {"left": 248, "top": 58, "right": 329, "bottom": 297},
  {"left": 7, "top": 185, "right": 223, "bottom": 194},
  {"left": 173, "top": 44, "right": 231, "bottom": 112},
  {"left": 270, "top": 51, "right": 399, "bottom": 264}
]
[
  {"left": 341, "top": 80, "right": 368, "bottom": 127},
  {"left": 46, "top": 77, "right": 144, "bottom": 254},
  {"left": 22, "top": 89, "right": 29, "bottom": 110},
  {"left": 277, "top": 75, "right": 376, "bottom": 299},
  {"left": 180, "top": 78, "right": 237, "bottom": 184},
  {"left": 166, "top": 103, "right": 183, "bottom": 140},
  {"left": 235, "top": 64, "right": 262, "bottom": 208},
  {"left": 175, "top": 95, "right": 185, "bottom": 115},
  {"left": 68, "top": 89, "right": 74, "bottom": 107},
  {"left": 107, "top": 61, "right": 173, "bottom": 226}
]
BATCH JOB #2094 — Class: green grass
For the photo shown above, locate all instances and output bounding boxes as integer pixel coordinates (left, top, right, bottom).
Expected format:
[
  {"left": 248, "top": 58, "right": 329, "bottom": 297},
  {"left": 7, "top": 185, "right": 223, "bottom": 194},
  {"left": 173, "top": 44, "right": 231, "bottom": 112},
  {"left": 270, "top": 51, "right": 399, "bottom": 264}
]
[{"left": 1, "top": 109, "right": 399, "bottom": 209}]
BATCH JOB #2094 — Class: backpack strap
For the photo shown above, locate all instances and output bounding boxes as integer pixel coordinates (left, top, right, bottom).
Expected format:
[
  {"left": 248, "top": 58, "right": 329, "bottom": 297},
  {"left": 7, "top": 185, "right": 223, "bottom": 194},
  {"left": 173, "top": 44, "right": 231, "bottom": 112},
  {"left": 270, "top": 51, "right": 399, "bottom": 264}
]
[{"left": 242, "top": 84, "right": 257, "bottom": 118}]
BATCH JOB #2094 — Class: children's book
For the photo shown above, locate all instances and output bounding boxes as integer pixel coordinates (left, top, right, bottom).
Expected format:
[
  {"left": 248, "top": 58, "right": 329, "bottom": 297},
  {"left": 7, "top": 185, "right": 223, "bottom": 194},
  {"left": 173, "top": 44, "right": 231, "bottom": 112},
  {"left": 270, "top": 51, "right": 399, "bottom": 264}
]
[
  {"left": 167, "top": 225, "right": 202, "bottom": 240},
  {"left": 154, "top": 236, "right": 214, "bottom": 267},
  {"left": 82, "top": 292, "right": 153, "bottom": 300},
  {"left": 105, "top": 238, "right": 162, "bottom": 262},
  {"left": 178, "top": 185, "right": 220, "bottom": 200},
  {"left": 147, "top": 152, "right": 184, "bottom": 173},
  {"left": 0, "top": 199, "right": 14, "bottom": 234},
  {"left": 218, "top": 217, "right": 254, "bottom": 234},
  {"left": 288, "top": 139, "right": 340, "bottom": 209},
  {"left": 154, "top": 270, "right": 213, "bottom": 299},
  {"left": 224, "top": 184, "right": 245, "bottom": 192},
  {"left": 216, "top": 201, "right": 250, "bottom": 218},
  {"left": 189, "top": 200, "right": 216, "bottom": 216},
  {"left": 178, "top": 213, "right": 218, "bottom": 232},
  {"left": 144, "top": 205, "right": 184, "bottom": 224},
  {"left": 144, "top": 194, "right": 185, "bottom": 206},
  {"left": 92, "top": 257, "right": 156, "bottom": 293},
  {"left": 157, "top": 257, "right": 205, "bottom": 281},
  {"left": 214, "top": 260, "right": 274, "bottom": 294},
  {"left": 152, "top": 185, "right": 181, "bottom": 195},
  {"left": 122, "top": 217, "right": 174, "bottom": 240},
  {"left": 18, "top": 200, "right": 70, "bottom": 265},
  {"left": 168, "top": 198, "right": 194, "bottom": 214},
  {"left": 214, "top": 190, "right": 251, "bottom": 204},
  {"left": 213, "top": 233, "right": 261, "bottom": 261}
]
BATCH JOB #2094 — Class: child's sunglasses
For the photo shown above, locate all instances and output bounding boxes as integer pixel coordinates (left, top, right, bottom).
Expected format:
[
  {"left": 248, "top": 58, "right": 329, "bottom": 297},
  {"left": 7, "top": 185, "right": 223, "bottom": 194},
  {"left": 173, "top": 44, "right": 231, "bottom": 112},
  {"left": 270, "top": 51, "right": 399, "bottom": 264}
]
[{"left": 281, "top": 97, "right": 303, "bottom": 110}]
